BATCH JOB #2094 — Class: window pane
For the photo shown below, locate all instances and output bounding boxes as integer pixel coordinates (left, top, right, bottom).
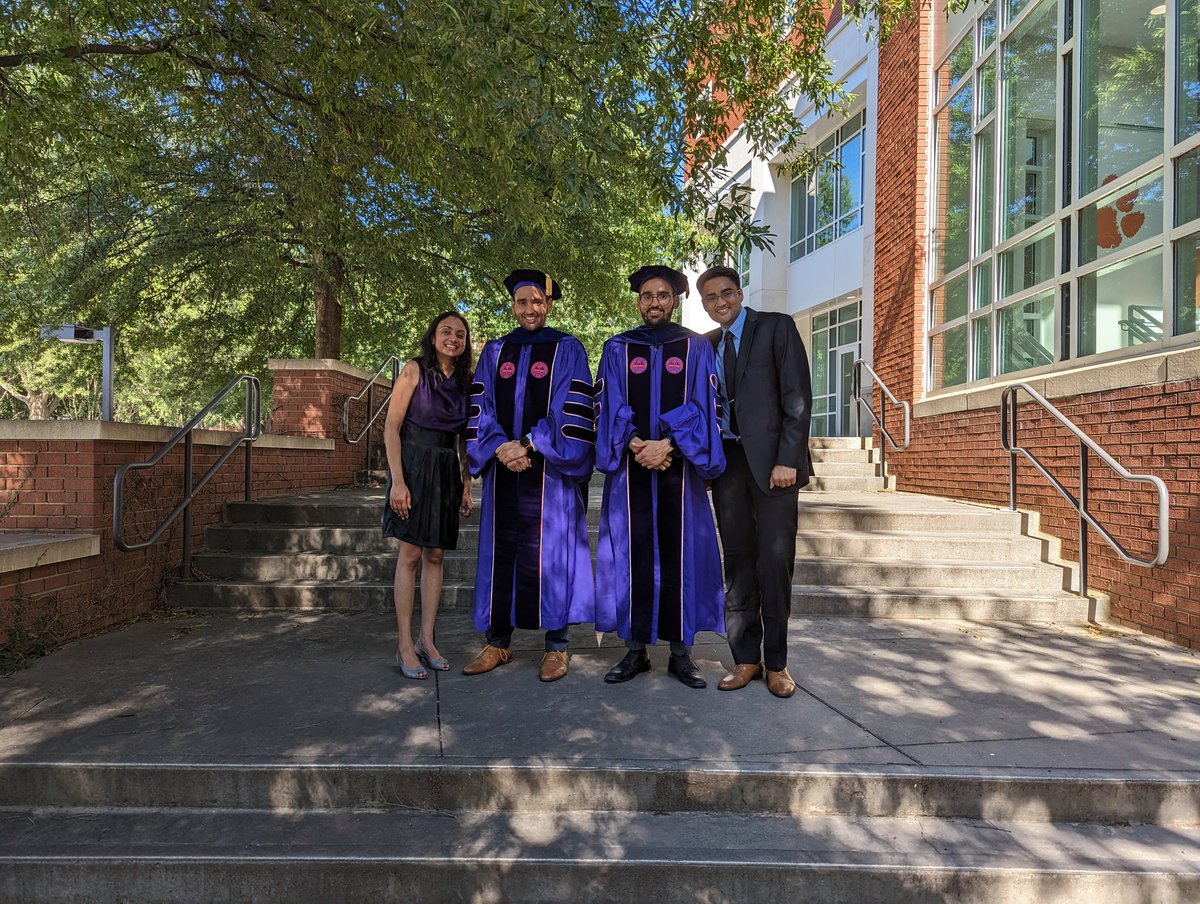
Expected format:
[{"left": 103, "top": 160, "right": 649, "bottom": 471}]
[
  {"left": 933, "top": 272, "right": 970, "bottom": 325},
  {"left": 976, "top": 122, "right": 996, "bottom": 253},
  {"left": 1177, "top": 0, "right": 1200, "bottom": 141},
  {"left": 938, "top": 35, "right": 974, "bottom": 103},
  {"left": 1176, "top": 146, "right": 1200, "bottom": 227},
  {"left": 815, "top": 158, "right": 838, "bottom": 237},
  {"left": 1176, "top": 233, "right": 1200, "bottom": 335},
  {"left": 978, "top": 53, "right": 996, "bottom": 120},
  {"left": 975, "top": 259, "right": 994, "bottom": 310},
  {"left": 1080, "top": 0, "right": 1164, "bottom": 196},
  {"left": 973, "top": 316, "right": 994, "bottom": 379},
  {"left": 1005, "top": 0, "right": 1036, "bottom": 26},
  {"left": 980, "top": 3, "right": 998, "bottom": 51},
  {"left": 935, "top": 83, "right": 974, "bottom": 278},
  {"left": 840, "top": 111, "right": 864, "bottom": 143},
  {"left": 838, "top": 128, "right": 864, "bottom": 234},
  {"left": 932, "top": 324, "right": 969, "bottom": 389},
  {"left": 1079, "top": 170, "right": 1164, "bottom": 266},
  {"left": 1078, "top": 248, "right": 1164, "bottom": 356},
  {"left": 1002, "top": 0, "right": 1058, "bottom": 240},
  {"left": 999, "top": 289, "right": 1056, "bottom": 372},
  {"left": 790, "top": 174, "right": 808, "bottom": 262},
  {"left": 1000, "top": 226, "right": 1055, "bottom": 296}
]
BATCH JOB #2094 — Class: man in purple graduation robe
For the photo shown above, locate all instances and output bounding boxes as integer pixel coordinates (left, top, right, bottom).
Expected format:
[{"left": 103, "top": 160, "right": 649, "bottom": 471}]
[
  {"left": 463, "top": 268, "right": 596, "bottom": 683},
  {"left": 594, "top": 265, "right": 726, "bottom": 689}
]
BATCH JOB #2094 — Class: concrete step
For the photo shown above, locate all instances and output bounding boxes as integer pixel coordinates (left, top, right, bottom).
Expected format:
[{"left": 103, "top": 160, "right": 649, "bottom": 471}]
[
  {"left": 2, "top": 807, "right": 1195, "bottom": 903},
  {"left": 807, "top": 461, "right": 883, "bottom": 477},
  {"left": 803, "top": 475, "right": 888, "bottom": 492},
  {"left": 170, "top": 580, "right": 460, "bottom": 611},
  {"left": 808, "top": 436, "right": 873, "bottom": 449},
  {"left": 225, "top": 498, "right": 605, "bottom": 528},
  {"left": 206, "top": 526, "right": 1047, "bottom": 564},
  {"left": 191, "top": 551, "right": 1068, "bottom": 591},
  {"left": 790, "top": 585, "right": 1100, "bottom": 621},
  {"left": 2, "top": 761, "right": 1195, "bottom": 825},
  {"left": 797, "top": 498, "right": 1025, "bottom": 534},
  {"left": 808, "top": 447, "right": 881, "bottom": 463}
]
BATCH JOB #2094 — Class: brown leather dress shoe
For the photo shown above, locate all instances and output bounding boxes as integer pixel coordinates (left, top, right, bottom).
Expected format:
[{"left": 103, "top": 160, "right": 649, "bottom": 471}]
[
  {"left": 765, "top": 667, "right": 797, "bottom": 698},
  {"left": 717, "top": 663, "right": 764, "bottom": 691},
  {"left": 461, "top": 645, "right": 512, "bottom": 675},
  {"left": 538, "top": 651, "right": 569, "bottom": 682}
]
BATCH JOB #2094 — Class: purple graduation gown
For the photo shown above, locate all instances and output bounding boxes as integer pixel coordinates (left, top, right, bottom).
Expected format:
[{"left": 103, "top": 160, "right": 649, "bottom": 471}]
[
  {"left": 594, "top": 322, "right": 726, "bottom": 645},
  {"left": 467, "top": 326, "right": 596, "bottom": 633}
]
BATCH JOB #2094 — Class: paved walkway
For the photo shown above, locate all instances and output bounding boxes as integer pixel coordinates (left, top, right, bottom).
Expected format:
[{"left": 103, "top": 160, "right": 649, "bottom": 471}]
[{"left": 2, "top": 609, "right": 1199, "bottom": 776}]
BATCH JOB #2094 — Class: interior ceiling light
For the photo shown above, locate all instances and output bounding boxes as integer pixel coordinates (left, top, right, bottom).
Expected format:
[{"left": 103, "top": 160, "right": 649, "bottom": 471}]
[{"left": 1151, "top": 4, "right": 1167, "bottom": 14}]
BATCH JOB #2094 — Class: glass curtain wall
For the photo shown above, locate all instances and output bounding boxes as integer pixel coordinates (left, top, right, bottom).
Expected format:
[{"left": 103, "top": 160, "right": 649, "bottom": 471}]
[
  {"left": 790, "top": 112, "right": 866, "bottom": 261},
  {"left": 928, "top": 0, "right": 1198, "bottom": 389}
]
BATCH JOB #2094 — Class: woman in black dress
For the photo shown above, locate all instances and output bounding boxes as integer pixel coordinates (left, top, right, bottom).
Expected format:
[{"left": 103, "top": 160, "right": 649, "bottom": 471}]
[{"left": 383, "top": 312, "right": 473, "bottom": 679}]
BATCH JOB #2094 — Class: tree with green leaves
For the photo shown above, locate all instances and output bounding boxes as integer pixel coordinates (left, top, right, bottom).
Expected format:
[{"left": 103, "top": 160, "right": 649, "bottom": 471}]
[{"left": 1, "top": 0, "right": 920, "bottom": 420}]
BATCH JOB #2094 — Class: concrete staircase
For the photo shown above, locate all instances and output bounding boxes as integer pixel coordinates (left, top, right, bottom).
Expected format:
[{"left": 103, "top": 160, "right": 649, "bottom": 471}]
[
  {"left": 3, "top": 758, "right": 1197, "bottom": 901},
  {"left": 173, "top": 437, "right": 1095, "bottom": 623}
]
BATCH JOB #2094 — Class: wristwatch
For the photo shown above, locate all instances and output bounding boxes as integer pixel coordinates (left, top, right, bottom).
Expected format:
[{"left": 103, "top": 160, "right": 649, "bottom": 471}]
[{"left": 520, "top": 434, "right": 536, "bottom": 454}]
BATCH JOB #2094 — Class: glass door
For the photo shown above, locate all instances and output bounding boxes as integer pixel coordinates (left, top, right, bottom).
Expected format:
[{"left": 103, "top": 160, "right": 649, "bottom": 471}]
[{"left": 810, "top": 298, "right": 863, "bottom": 436}]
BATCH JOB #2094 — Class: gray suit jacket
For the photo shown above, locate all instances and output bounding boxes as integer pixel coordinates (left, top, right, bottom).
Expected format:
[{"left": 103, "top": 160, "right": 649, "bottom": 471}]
[{"left": 708, "top": 308, "right": 814, "bottom": 494}]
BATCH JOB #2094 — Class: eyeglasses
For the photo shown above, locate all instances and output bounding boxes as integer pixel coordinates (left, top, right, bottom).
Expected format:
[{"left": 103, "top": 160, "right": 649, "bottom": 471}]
[
  {"left": 638, "top": 291, "right": 675, "bottom": 304},
  {"left": 702, "top": 288, "right": 739, "bottom": 304}
]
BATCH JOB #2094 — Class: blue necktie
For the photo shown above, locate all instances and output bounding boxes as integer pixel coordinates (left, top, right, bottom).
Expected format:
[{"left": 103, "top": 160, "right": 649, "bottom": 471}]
[{"left": 723, "top": 331, "right": 739, "bottom": 437}]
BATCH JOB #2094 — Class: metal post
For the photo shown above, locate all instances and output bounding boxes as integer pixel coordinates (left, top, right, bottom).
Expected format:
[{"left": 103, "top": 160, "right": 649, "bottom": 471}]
[
  {"left": 1007, "top": 393, "right": 1018, "bottom": 511},
  {"left": 879, "top": 389, "right": 887, "bottom": 474},
  {"left": 365, "top": 383, "right": 373, "bottom": 473},
  {"left": 182, "top": 432, "right": 194, "bottom": 581},
  {"left": 244, "top": 385, "right": 253, "bottom": 502},
  {"left": 98, "top": 327, "right": 114, "bottom": 421},
  {"left": 1079, "top": 442, "right": 1089, "bottom": 597}
]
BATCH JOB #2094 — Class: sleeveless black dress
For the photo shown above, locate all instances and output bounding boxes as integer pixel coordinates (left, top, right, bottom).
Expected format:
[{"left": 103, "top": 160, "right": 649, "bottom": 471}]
[{"left": 382, "top": 364, "right": 469, "bottom": 549}]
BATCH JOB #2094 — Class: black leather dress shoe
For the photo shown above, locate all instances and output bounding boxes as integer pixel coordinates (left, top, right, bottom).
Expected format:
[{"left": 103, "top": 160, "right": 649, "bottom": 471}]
[
  {"left": 605, "top": 648, "right": 651, "bottom": 683},
  {"left": 667, "top": 653, "right": 707, "bottom": 689}
]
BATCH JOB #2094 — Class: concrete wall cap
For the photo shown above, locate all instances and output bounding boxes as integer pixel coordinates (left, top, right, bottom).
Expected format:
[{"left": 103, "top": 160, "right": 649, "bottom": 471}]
[
  {"left": 917, "top": 346, "right": 1200, "bottom": 417},
  {"left": 268, "top": 358, "right": 395, "bottom": 385},
  {"left": 0, "top": 420, "right": 333, "bottom": 450},
  {"left": 0, "top": 532, "right": 100, "bottom": 574}
]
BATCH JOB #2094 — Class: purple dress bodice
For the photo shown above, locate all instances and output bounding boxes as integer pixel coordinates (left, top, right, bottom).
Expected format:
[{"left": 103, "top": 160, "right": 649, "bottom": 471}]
[{"left": 405, "top": 363, "right": 468, "bottom": 434}]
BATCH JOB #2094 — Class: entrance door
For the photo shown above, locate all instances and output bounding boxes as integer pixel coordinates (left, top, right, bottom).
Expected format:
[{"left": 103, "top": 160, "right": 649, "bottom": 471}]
[{"left": 810, "top": 299, "right": 862, "bottom": 437}]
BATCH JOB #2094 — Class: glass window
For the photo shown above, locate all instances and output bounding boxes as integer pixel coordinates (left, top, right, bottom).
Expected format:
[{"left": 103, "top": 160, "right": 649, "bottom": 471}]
[
  {"left": 935, "top": 83, "right": 974, "bottom": 278},
  {"left": 1001, "top": 0, "right": 1058, "bottom": 240},
  {"left": 976, "top": 122, "right": 996, "bottom": 253},
  {"left": 1177, "top": 0, "right": 1200, "bottom": 141},
  {"left": 938, "top": 35, "right": 974, "bottom": 103},
  {"left": 933, "top": 272, "right": 969, "bottom": 325},
  {"left": 978, "top": 54, "right": 996, "bottom": 120},
  {"left": 789, "top": 113, "right": 866, "bottom": 261},
  {"left": 1176, "top": 233, "right": 1200, "bottom": 335},
  {"left": 1176, "top": 147, "right": 1200, "bottom": 227},
  {"left": 1078, "top": 248, "right": 1164, "bottom": 356},
  {"left": 975, "top": 259, "right": 994, "bottom": 310},
  {"left": 932, "top": 324, "right": 969, "bottom": 388},
  {"left": 1000, "top": 225, "right": 1055, "bottom": 296},
  {"left": 999, "top": 289, "right": 1056, "bottom": 372},
  {"left": 980, "top": 3, "right": 998, "bottom": 50},
  {"left": 1079, "top": 0, "right": 1165, "bottom": 197},
  {"left": 973, "top": 317, "right": 994, "bottom": 378},
  {"left": 1079, "top": 170, "right": 1164, "bottom": 266}
]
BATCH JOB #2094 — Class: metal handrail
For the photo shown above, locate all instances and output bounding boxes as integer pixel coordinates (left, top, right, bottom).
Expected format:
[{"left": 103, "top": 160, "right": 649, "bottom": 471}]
[
  {"left": 114, "top": 375, "right": 261, "bottom": 580},
  {"left": 343, "top": 355, "right": 401, "bottom": 476},
  {"left": 1000, "top": 382, "right": 1169, "bottom": 598},
  {"left": 852, "top": 359, "right": 910, "bottom": 473}
]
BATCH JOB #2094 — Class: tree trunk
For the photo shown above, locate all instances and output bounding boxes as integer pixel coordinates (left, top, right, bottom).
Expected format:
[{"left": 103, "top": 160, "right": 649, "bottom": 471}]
[
  {"left": 0, "top": 379, "right": 61, "bottom": 420},
  {"left": 313, "top": 252, "right": 346, "bottom": 360}
]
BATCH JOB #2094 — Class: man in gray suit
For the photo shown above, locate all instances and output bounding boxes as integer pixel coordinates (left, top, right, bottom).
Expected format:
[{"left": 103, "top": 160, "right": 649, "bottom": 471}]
[{"left": 698, "top": 265, "right": 813, "bottom": 698}]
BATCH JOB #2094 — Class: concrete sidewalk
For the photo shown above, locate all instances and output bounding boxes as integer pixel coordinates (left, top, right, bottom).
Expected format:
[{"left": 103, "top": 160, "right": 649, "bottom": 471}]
[{"left": 2, "top": 609, "right": 1198, "bottom": 775}]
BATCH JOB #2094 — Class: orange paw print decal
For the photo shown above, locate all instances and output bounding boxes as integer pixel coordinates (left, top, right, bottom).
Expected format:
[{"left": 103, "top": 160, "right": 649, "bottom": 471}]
[{"left": 1096, "top": 173, "right": 1145, "bottom": 250}]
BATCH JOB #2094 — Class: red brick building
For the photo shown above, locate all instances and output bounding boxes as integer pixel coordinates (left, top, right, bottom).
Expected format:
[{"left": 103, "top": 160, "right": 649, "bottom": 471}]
[{"left": 684, "top": 0, "right": 1200, "bottom": 648}]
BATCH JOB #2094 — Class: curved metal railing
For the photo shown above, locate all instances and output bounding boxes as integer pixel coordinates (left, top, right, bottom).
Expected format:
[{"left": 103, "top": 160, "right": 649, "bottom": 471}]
[
  {"left": 852, "top": 359, "right": 910, "bottom": 473},
  {"left": 343, "top": 356, "right": 400, "bottom": 444},
  {"left": 113, "top": 374, "right": 261, "bottom": 579},
  {"left": 1000, "top": 382, "right": 1170, "bottom": 597}
]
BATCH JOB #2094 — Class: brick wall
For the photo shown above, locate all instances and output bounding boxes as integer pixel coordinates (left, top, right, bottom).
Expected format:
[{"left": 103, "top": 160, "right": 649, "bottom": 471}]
[
  {"left": 1, "top": 359, "right": 392, "bottom": 653},
  {"left": 870, "top": 8, "right": 1200, "bottom": 649}
]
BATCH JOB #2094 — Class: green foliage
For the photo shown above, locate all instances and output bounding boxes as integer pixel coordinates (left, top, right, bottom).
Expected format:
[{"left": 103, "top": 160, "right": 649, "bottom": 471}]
[{"left": 0, "top": 0, "right": 919, "bottom": 420}]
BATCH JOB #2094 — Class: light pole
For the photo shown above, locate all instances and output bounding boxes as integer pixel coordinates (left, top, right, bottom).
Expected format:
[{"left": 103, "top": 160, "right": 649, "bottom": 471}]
[{"left": 39, "top": 323, "right": 114, "bottom": 421}]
